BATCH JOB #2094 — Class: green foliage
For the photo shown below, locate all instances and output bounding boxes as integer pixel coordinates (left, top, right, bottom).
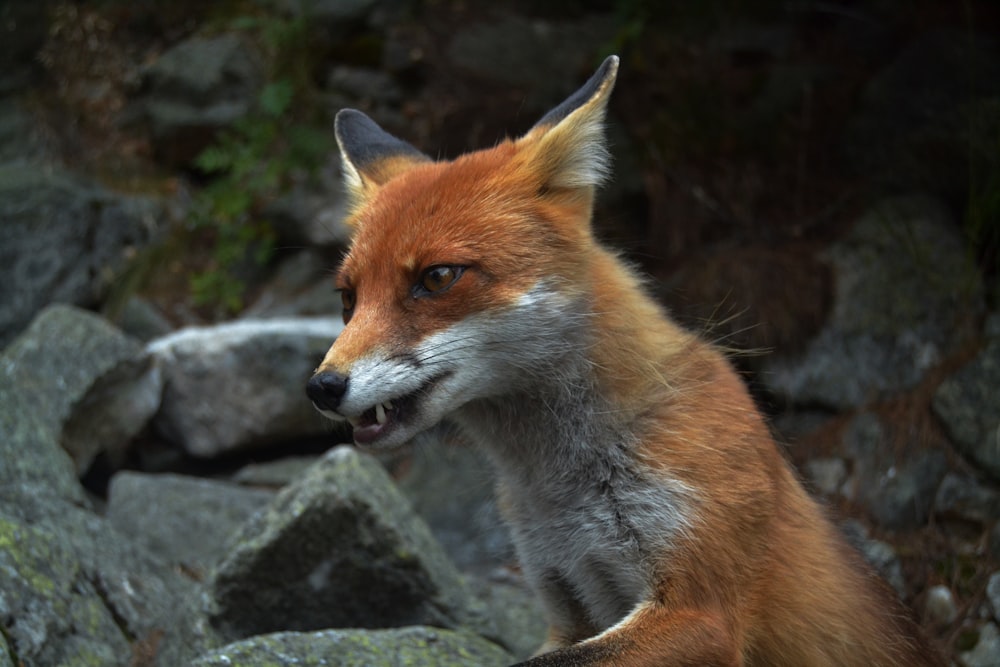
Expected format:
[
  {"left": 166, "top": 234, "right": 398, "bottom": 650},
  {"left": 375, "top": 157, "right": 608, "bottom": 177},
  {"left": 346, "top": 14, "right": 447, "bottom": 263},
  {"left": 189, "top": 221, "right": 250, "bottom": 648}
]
[{"left": 189, "top": 6, "right": 333, "bottom": 314}]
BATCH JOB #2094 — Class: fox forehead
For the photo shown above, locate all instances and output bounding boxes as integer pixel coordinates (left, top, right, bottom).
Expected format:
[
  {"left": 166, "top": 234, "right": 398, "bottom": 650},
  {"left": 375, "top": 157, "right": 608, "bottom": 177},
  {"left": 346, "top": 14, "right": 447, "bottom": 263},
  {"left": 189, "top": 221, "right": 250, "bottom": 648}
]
[{"left": 339, "top": 143, "right": 580, "bottom": 293}]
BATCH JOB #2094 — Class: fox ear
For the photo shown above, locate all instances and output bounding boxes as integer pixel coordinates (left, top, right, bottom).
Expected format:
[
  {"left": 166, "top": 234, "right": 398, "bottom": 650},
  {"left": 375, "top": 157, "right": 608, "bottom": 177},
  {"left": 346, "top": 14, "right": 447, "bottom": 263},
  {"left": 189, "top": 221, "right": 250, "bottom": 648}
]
[
  {"left": 518, "top": 55, "right": 619, "bottom": 191},
  {"left": 335, "top": 109, "right": 431, "bottom": 206}
]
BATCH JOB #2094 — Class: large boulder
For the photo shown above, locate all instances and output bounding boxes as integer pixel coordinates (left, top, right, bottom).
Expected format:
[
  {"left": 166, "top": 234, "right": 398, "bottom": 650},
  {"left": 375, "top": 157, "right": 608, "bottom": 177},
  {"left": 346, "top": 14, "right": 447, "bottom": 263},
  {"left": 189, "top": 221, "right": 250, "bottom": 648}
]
[
  {"left": 933, "top": 319, "right": 1000, "bottom": 481},
  {"left": 148, "top": 317, "right": 344, "bottom": 458},
  {"left": 0, "top": 371, "right": 83, "bottom": 504},
  {"left": 0, "top": 305, "right": 190, "bottom": 666},
  {"left": 762, "top": 196, "right": 981, "bottom": 409},
  {"left": 0, "top": 304, "right": 162, "bottom": 476},
  {"left": 0, "top": 164, "right": 163, "bottom": 348},
  {"left": 0, "top": 494, "right": 195, "bottom": 667},
  {"left": 190, "top": 626, "right": 512, "bottom": 667},
  {"left": 160, "top": 447, "right": 501, "bottom": 663},
  {"left": 207, "top": 446, "right": 495, "bottom": 640}
]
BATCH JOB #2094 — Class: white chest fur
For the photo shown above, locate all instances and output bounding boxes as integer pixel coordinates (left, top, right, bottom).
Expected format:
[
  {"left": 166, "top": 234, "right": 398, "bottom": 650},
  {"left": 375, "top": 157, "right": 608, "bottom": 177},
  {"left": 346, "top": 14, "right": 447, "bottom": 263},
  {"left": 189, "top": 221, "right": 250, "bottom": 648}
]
[{"left": 454, "top": 388, "right": 695, "bottom": 631}]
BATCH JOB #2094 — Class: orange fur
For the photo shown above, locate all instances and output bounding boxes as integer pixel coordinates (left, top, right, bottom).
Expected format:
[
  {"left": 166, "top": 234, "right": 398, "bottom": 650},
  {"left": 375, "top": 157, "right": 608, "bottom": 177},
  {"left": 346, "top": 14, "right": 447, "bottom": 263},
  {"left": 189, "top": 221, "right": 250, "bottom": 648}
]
[{"left": 309, "top": 56, "right": 945, "bottom": 666}]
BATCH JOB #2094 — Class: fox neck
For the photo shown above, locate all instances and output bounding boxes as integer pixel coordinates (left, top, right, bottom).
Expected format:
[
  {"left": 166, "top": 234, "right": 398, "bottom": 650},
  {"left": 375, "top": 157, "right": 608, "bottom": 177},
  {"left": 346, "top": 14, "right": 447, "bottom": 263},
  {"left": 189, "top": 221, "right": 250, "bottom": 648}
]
[
  {"left": 452, "top": 246, "right": 691, "bottom": 480},
  {"left": 451, "top": 349, "right": 615, "bottom": 481}
]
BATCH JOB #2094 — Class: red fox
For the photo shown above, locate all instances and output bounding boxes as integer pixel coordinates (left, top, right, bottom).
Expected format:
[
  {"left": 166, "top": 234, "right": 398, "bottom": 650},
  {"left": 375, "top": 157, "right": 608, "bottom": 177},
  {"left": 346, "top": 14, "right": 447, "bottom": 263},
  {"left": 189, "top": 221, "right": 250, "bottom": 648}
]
[{"left": 306, "top": 56, "right": 943, "bottom": 666}]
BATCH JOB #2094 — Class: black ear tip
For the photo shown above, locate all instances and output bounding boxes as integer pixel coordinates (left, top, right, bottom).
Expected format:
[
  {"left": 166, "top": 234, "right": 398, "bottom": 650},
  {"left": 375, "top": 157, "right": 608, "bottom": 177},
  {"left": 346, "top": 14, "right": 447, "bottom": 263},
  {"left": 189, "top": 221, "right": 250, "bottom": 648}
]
[
  {"left": 335, "top": 109, "right": 376, "bottom": 140},
  {"left": 530, "top": 54, "right": 620, "bottom": 131}
]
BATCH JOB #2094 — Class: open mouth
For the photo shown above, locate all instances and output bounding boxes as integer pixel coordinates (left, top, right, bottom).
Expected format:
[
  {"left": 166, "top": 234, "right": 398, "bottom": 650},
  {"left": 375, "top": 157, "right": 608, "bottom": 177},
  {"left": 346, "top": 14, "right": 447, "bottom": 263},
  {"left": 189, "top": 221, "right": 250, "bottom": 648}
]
[{"left": 347, "top": 373, "right": 448, "bottom": 446}]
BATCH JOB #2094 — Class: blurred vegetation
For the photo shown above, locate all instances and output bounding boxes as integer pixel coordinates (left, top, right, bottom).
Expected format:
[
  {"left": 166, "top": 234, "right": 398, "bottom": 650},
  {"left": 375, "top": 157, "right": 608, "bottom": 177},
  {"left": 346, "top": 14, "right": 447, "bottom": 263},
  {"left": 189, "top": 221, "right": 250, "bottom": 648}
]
[{"left": 189, "top": 4, "right": 333, "bottom": 314}]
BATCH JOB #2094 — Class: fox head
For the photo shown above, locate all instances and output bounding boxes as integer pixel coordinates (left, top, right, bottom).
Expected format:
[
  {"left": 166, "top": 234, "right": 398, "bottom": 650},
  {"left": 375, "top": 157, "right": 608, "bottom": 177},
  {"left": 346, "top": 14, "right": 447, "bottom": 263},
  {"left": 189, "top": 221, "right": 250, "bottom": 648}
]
[{"left": 307, "top": 56, "right": 619, "bottom": 448}]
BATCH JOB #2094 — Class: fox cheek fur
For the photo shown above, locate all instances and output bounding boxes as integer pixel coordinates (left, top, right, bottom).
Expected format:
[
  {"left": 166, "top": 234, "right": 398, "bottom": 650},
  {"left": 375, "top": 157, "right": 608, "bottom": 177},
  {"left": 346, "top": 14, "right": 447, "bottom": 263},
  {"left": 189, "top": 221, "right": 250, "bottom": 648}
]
[{"left": 307, "top": 56, "right": 945, "bottom": 666}]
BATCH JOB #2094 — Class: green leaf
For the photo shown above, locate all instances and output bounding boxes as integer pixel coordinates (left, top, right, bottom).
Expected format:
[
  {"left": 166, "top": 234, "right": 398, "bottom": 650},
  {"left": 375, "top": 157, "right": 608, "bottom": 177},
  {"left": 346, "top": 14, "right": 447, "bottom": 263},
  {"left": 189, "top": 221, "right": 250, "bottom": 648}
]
[
  {"left": 194, "top": 145, "right": 234, "bottom": 173},
  {"left": 211, "top": 187, "right": 253, "bottom": 221},
  {"left": 259, "top": 80, "right": 294, "bottom": 118},
  {"left": 229, "top": 15, "right": 263, "bottom": 31}
]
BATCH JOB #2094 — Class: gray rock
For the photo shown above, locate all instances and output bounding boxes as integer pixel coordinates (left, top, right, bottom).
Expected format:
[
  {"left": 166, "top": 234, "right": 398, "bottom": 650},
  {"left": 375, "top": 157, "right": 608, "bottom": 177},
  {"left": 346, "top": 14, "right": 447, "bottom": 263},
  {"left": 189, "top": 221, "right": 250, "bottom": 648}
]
[
  {"left": 141, "top": 34, "right": 264, "bottom": 165},
  {"left": 841, "top": 519, "right": 905, "bottom": 595},
  {"left": 860, "top": 538, "right": 906, "bottom": 598},
  {"left": 0, "top": 98, "right": 51, "bottom": 162},
  {"left": 202, "top": 447, "right": 496, "bottom": 645},
  {"left": 988, "top": 572, "right": 1000, "bottom": 621},
  {"left": 0, "top": 494, "right": 195, "bottom": 667},
  {"left": 0, "top": 632, "right": 11, "bottom": 667},
  {"left": 190, "top": 626, "right": 512, "bottom": 667},
  {"left": 465, "top": 578, "right": 545, "bottom": 661},
  {"left": 148, "top": 317, "right": 344, "bottom": 458},
  {"left": 107, "top": 472, "right": 275, "bottom": 573},
  {"left": 397, "top": 440, "right": 516, "bottom": 575},
  {"left": 962, "top": 622, "right": 1000, "bottom": 667},
  {"left": 231, "top": 455, "right": 320, "bottom": 488},
  {"left": 763, "top": 196, "right": 981, "bottom": 409},
  {"left": 0, "top": 164, "right": 163, "bottom": 348},
  {"left": 925, "top": 585, "right": 958, "bottom": 625},
  {"left": 0, "top": 370, "right": 83, "bottom": 504},
  {"left": 0, "top": 510, "right": 129, "bottom": 666},
  {"left": 1, "top": 304, "right": 162, "bottom": 475},
  {"left": 934, "top": 336, "right": 1000, "bottom": 481},
  {"left": 263, "top": 159, "right": 352, "bottom": 250},
  {"left": 115, "top": 295, "right": 175, "bottom": 342},
  {"left": 934, "top": 472, "right": 1000, "bottom": 523},
  {"left": 241, "top": 251, "right": 343, "bottom": 320},
  {"left": 803, "top": 457, "right": 848, "bottom": 497},
  {"left": 838, "top": 412, "right": 948, "bottom": 530}
]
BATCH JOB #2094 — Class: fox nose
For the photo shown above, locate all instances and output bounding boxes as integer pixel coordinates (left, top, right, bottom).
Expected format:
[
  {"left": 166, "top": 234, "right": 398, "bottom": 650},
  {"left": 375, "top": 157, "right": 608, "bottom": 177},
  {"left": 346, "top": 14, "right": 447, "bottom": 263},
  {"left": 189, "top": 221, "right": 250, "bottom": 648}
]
[{"left": 306, "top": 371, "right": 348, "bottom": 412}]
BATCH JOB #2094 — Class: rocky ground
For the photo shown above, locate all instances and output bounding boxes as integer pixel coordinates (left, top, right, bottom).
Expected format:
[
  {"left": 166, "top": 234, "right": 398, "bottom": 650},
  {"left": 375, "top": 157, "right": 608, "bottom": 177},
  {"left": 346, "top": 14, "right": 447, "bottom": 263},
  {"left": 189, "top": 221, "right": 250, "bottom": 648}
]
[{"left": 2, "top": 1, "right": 999, "bottom": 665}]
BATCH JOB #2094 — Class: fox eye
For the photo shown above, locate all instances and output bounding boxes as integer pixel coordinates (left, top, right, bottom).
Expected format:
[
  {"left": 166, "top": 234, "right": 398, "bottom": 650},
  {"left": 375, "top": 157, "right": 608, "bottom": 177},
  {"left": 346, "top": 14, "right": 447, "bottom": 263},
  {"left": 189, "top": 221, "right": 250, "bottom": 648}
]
[
  {"left": 340, "top": 289, "right": 356, "bottom": 323},
  {"left": 418, "top": 265, "right": 464, "bottom": 295}
]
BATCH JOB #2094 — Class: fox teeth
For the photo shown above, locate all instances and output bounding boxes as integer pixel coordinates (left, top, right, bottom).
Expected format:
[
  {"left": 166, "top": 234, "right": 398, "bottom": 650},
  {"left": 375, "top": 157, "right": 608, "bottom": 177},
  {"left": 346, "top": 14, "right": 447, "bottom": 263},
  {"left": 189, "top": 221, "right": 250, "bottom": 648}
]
[{"left": 373, "top": 400, "right": 395, "bottom": 426}]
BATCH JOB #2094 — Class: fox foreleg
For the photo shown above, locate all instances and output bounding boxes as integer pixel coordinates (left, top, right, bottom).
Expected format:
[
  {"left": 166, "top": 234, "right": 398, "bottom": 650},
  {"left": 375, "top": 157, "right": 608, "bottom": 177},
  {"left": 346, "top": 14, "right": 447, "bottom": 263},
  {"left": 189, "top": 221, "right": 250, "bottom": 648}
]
[{"left": 515, "top": 602, "right": 742, "bottom": 667}]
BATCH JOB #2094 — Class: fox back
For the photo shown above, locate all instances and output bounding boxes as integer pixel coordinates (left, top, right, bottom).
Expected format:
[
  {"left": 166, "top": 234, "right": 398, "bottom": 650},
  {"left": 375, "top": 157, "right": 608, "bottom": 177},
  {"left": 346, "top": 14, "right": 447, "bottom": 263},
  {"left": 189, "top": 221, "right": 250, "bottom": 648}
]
[{"left": 307, "top": 57, "right": 943, "bottom": 666}]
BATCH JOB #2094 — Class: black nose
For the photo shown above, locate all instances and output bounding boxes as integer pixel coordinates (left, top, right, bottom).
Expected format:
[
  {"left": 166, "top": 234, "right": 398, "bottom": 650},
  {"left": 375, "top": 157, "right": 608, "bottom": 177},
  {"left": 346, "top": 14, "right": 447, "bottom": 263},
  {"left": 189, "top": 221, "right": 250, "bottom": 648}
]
[{"left": 306, "top": 371, "right": 349, "bottom": 411}]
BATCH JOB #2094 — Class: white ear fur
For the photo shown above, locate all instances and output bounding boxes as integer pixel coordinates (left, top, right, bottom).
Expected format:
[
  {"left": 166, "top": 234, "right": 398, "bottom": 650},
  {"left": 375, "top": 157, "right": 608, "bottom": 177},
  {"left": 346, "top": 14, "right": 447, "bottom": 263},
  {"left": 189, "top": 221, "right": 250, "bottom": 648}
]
[
  {"left": 520, "top": 56, "right": 619, "bottom": 190},
  {"left": 338, "top": 144, "right": 366, "bottom": 199}
]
